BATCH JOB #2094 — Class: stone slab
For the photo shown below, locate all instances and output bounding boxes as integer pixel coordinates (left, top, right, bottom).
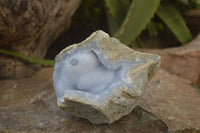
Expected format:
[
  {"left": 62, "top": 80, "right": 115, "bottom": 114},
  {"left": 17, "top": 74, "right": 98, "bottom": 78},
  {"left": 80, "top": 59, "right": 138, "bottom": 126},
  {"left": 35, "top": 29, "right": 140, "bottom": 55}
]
[
  {"left": 142, "top": 33, "right": 200, "bottom": 87},
  {"left": 140, "top": 69, "right": 200, "bottom": 132}
]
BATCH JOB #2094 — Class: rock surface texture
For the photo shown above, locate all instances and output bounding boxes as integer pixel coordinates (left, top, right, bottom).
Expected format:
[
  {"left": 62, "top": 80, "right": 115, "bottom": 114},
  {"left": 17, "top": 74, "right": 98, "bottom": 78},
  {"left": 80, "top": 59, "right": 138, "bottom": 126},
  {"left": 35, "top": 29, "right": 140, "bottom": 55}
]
[
  {"left": 0, "top": 0, "right": 81, "bottom": 79},
  {"left": 53, "top": 30, "right": 160, "bottom": 124},
  {"left": 0, "top": 68, "right": 168, "bottom": 133},
  {"left": 142, "top": 33, "right": 200, "bottom": 87},
  {"left": 140, "top": 69, "right": 200, "bottom": 132}
]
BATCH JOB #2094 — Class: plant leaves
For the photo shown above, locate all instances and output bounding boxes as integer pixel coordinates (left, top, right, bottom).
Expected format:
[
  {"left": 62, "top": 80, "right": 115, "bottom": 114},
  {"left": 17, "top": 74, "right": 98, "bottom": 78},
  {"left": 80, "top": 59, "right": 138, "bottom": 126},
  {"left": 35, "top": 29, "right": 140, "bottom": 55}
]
[
  {"left": 156, "top": 3, "right": 193, "bottom": 44},
  {"left": 0, "top": 48, "right": 55, "bottom": 66},
  {"left": 105, "top": 0, "right": 130, "bottom": 35},
  {"left": 105, "top": 8, "right": 121, "bottom": 35},
  {"left": 105, "top": 0, "right": 128, "bottom": 24},
  {"left": 114, "top": 0, "right": 161, "bottom": 46}
]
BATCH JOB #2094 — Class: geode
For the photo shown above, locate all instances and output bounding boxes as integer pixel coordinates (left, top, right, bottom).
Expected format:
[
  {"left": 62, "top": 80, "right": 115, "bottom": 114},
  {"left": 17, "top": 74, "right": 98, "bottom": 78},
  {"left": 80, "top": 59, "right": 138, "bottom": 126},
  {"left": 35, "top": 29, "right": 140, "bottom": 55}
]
[{"left": 53, "top": 30, "right": 160, "bottom": 124}]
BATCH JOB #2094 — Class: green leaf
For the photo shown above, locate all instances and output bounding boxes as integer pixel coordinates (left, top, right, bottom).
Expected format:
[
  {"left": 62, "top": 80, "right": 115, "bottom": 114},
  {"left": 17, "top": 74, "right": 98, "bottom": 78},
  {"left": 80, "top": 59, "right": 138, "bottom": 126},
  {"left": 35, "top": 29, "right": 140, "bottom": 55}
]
[
  {"left": 0, "top": 48, "right": 55, "bottom": 66},
  {"left": 105, "top": 8, "right": 121, "bottom": 35},
  {"left": 105, "top": 0, "right": 128, "bottom": 24},
  {"left": 156, "top": 3, "right": 193, "bottom": 44},
  {"left": 105, "top": 0, "right": 129, "bottom": 35},
  {"left": 114, "top": 0, "right": 161, "bottom": 46}
]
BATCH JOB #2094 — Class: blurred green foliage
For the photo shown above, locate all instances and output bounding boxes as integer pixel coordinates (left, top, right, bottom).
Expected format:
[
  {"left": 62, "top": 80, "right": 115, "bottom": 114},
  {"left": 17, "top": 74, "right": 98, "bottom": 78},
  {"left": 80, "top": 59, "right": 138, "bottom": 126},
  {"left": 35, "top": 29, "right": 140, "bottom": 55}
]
[
  {"left": 169, "top": 0, "right": 200, "bottom": 11},
  {"left": 105, "top": 0, "right": 200, "bottom": 47},
  {"left": 0, "top": 48, "right": 55, "bottom": 66},
  {"left": 156, "top": 2, "right": 193, "bottom": 44},
  {"left": 146, "top": 22, "right": 165, "bottom": 37},
  {"left": 113, "top": 0, "right": 161, "bottom": 47}
]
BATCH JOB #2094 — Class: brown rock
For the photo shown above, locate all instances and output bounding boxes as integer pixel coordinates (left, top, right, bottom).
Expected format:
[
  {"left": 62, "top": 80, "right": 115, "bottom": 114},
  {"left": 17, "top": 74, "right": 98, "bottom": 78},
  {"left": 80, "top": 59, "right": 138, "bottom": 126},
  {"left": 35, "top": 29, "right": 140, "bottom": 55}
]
[
  {"left": 142, "top": 33, "right": 200, "bottom": 87},
  {"left": 0, "top": 67, "right": 53, "bottom": 107},
  {"left": 140, "top": 69, "right": 200, "bottom": 132},
  {"left": 0, "top": 67, "right": 168, "bottom": 133},
  {"left": 0, "top": 0, "right": 81, "bottom": 79},
  {"left": 0, "top": 104, "right": 168, "bottom": 133}
]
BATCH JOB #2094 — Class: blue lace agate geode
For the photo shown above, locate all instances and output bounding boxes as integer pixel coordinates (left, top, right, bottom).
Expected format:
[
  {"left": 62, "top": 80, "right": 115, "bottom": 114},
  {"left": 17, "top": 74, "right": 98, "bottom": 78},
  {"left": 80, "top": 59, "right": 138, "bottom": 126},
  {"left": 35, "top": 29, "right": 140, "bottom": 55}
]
[{"left": 53, "top": 30, "right": 160, "bottom": 124}]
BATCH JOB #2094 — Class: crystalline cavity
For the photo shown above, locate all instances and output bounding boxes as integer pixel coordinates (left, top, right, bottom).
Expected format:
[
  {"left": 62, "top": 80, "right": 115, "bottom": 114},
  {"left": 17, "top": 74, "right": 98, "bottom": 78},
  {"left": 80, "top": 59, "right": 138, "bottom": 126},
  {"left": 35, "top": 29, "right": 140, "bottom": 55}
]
[
  {"left": 54, "top": 50, "right": 119, "bottom": 103},
  {"left": 53, "top": 30, "right": 160, "bottom": 124},
  {"left": 53, "top": 48, "right": 135, "bottom": 104}
]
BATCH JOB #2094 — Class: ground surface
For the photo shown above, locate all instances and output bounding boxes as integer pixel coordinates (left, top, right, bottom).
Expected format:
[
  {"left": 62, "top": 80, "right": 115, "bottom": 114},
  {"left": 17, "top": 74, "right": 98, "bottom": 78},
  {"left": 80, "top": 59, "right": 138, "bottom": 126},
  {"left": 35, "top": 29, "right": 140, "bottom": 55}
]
[
  {"left": 0, "top": 67, "right": 200, "bottom": 133},
  {"left": 0, "top": 68, "right": 168, "bottom": 133}
]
